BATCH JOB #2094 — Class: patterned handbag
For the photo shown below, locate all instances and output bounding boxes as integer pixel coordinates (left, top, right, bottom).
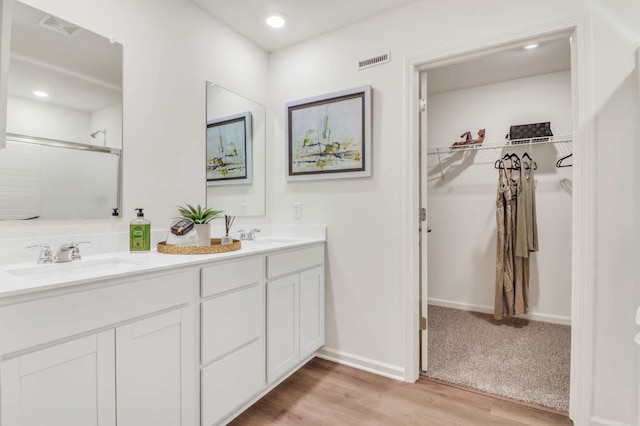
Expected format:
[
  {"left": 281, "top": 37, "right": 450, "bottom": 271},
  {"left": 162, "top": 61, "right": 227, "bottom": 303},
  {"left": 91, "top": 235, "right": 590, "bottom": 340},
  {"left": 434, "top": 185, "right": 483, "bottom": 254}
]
[{"left": 507, "top": 122, "right": 553, "bottom": 143}]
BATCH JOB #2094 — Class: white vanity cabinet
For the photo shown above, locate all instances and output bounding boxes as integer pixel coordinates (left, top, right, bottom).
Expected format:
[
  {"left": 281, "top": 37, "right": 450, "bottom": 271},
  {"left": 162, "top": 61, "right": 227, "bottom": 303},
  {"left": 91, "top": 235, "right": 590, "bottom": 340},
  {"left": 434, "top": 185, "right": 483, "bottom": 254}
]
[
  {"left": 0, "top": 238, "right": 325, "bottom": 426},
  {"left": 266, "top": 245, "right": 325, "bottom": 384},
  {"left": 0, "top": 268, "right": 197, "bottom": 426}
]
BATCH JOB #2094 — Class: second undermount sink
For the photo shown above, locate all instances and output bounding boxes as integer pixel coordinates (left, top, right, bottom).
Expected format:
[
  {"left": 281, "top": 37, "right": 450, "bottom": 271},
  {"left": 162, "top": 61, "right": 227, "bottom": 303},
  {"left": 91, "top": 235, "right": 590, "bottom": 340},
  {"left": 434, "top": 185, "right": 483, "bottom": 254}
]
[{"left": 6, "top": 256, "right": 148, "bottom": 281}]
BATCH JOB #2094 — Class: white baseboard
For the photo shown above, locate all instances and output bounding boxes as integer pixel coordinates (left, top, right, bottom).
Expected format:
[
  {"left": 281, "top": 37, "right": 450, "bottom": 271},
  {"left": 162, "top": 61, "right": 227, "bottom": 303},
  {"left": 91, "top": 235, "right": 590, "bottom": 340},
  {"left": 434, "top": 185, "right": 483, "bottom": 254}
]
[
  {"left": 590, "top": 416, "right": 633, "bottom": 426},
  {"left": 316, "top": 347, "right": 405, "bottom": 382},
  {"left": 428, "top": 298, "right": 572, "bottom": 326}
]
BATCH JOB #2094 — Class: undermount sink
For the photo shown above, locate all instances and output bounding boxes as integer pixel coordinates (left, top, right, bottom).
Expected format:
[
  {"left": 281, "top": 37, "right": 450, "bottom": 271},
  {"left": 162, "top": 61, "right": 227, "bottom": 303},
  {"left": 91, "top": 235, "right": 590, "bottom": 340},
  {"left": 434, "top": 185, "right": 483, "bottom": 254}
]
[{"left": 6, "top": 256, "right": 147, "bottom": 281}]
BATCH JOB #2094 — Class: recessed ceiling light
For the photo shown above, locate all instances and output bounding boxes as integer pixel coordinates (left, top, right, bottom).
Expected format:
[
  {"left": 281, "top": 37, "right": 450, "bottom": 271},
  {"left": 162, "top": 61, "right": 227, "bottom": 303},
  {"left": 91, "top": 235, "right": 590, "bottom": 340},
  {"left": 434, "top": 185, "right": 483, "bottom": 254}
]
[
  {"left": 33, "top": 91, "right": 49, "bottom": 98},
  {"left": 524, "top": 44, "right": 539, "bottom": 50},
  {"left": 266, "top": 14, "right": 286, "bottom": 29}
]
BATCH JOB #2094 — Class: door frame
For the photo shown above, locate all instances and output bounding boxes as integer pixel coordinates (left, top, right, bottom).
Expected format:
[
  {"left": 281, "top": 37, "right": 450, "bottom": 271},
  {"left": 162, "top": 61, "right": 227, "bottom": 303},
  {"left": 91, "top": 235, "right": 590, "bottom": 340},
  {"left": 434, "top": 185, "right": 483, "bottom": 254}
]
[{"left": 401, "top": 16, "right": 595, "bottom": 424}]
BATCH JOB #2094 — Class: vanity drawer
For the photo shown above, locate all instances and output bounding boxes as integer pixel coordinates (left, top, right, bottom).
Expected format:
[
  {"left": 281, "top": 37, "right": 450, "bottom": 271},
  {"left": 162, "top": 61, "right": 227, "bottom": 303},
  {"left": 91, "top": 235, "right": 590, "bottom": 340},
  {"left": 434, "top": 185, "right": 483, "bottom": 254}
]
[
  {"left": 201, "top": 338, "right": 264, "bottom": 426},
  {"left": 267, "top": 245, "right": 324, "bottom": 279},
  {"left": 201, "top": 257, "right": 262, "bottom": 297},
  {"left": 201, "top": 283, "right": 263, "bottom": 364}
]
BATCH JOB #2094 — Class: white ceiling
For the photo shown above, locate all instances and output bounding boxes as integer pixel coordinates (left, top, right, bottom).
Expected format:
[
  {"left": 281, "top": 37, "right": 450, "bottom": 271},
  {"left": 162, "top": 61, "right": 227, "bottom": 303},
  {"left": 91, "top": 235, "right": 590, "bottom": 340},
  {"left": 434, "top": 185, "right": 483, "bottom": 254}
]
[
  {"left": 424, "top": 38, "right": 571, "bottom": 95},
  {"left": 192, "top": 1, "right": 570, "bottom": 94},
  {"left": 192, "top": 0, "right": 422, "bottom": 52}
]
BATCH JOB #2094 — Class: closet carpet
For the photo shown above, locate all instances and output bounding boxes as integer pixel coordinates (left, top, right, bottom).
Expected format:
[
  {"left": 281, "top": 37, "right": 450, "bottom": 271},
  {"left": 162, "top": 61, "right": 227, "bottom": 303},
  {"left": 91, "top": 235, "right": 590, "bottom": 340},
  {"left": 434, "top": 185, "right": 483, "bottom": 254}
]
[{"left": 425, "top": 305, "right": 571, "bottom": 412}]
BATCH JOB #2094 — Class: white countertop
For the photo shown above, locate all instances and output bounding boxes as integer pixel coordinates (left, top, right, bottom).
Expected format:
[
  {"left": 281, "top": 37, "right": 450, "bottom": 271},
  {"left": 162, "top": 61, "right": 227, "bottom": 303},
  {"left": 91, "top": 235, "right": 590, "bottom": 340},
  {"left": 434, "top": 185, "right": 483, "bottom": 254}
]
[{"left": 0, "top": 236, "right": 325, "bottom": 299}]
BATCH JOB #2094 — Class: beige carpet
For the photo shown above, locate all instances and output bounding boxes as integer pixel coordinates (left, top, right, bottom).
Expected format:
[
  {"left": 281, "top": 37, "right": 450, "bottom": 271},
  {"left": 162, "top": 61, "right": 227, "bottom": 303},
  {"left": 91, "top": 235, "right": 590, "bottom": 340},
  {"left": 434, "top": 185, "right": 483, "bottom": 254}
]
[{"left": 425, "top": 305, "right": 571, "bottom": 412}]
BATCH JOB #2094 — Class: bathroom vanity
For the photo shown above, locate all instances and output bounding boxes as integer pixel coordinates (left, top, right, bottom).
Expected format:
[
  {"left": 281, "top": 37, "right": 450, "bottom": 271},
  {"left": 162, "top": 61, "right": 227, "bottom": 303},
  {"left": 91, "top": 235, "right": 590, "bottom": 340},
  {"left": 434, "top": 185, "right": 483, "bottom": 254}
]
[{"left": 0, "top": 236, "right": 325, "bottom": 426}]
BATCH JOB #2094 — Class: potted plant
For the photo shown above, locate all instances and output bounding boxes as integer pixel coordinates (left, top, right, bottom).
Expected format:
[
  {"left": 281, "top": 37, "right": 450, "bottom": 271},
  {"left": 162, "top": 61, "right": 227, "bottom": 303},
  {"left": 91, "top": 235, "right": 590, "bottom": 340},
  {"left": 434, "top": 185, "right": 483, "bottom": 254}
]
[{"left": 177, "top": 203, "right": 223, "bottom": 246}]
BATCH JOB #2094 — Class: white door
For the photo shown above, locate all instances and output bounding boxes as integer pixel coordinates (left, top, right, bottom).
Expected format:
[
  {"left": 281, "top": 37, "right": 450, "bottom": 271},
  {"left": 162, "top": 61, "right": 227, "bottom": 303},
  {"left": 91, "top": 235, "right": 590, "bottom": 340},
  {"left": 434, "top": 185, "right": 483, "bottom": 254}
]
[
  {"left": 419, "top": 71, "right": 430, "bottom": 372},
  {"left": 116, "top": 308, "right": 192, "bottom": 426},
  {"left": 1, "top": 331, "right": 116, "bottom": 426},
  {"left": 299, "top": 266, "right": 325, "bottom": 359},
  {"left": 267, "top": 274, "right": 299, "bottom": 383}
]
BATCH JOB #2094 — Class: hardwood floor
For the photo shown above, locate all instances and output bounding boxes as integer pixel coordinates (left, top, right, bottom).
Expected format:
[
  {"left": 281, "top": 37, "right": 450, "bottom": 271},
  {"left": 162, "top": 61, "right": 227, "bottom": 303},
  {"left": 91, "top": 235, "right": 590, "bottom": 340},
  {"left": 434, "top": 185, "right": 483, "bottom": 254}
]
[{"left": 231, "top": 358, "right": 572, "bottom": 425}]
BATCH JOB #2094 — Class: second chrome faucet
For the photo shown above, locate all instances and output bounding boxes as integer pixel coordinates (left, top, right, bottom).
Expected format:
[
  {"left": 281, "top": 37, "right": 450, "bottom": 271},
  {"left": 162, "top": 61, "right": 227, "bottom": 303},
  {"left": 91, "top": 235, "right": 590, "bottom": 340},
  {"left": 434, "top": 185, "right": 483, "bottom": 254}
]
[{"left": 237, "top": 229, "right": 260, "bottom": 241}]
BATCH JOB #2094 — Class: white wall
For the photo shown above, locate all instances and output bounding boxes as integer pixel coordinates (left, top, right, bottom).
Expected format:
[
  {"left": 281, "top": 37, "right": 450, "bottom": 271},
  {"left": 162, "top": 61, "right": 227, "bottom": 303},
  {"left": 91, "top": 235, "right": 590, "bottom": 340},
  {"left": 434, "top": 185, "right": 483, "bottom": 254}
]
[
  {"left": 426, "top": 71, "right": 573, "bottom": 323},
  {"left": 268, "top": 0, "right": 581, "bottom": 383},
  {"left": 0, "top": 0, "right": 268, "bottom": 237},
  {"left": 90, "top": 103, "right": 122, "bottom": 149},
  {"left": 269, "top": 0, "right": 639, "bottom": 424},
  {"left": 588, "top": 1, "right": 640, "bottom": 422},
  {"left": 7, "top": 95, "right": 90, "bottom": 142}
]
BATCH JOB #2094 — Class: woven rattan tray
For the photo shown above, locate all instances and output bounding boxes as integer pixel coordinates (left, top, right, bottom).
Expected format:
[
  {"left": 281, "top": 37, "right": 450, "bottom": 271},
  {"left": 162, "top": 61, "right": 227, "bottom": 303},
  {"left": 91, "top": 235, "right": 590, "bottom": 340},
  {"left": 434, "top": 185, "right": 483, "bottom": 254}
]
[{"left": 157, "top": 238, "right": 241, "bottom": 255}]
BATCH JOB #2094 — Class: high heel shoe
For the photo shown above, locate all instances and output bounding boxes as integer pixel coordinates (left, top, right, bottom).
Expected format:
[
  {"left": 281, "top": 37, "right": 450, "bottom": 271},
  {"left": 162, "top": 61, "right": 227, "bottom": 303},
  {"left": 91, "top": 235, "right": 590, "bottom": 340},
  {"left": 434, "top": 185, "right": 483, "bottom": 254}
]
[
  {"left": 451, "top": 131, "right": 472, "bottom": 148},
  {"left": 473, "top": 128, "right": 485, "bottom": 145}
]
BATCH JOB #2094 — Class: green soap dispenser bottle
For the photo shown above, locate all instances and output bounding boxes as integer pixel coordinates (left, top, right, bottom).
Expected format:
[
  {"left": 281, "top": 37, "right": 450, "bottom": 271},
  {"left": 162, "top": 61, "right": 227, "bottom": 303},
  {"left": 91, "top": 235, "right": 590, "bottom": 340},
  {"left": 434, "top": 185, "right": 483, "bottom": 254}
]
[{"left": 130, "top": 208, "right": 151, "bottom": 252}]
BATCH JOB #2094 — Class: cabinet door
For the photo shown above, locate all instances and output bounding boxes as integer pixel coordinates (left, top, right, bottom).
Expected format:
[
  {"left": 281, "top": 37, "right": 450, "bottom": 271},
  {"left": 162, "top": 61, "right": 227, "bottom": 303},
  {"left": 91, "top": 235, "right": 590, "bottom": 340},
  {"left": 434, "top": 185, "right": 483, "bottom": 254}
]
[
  {"left": 1, "top": 331, "right": 116, "bottom": 426},
  {"left": 267, "top": 274, "right": 299, "bottom": 383},
  {"left": 201, "top": 339, "right": 264, "bottom": 426},
  {"left": 116, "top": 307, "right": 194, "bottom": 426},
  {"left": 299, "top": 266, "right": 325, "bottom": 359}
]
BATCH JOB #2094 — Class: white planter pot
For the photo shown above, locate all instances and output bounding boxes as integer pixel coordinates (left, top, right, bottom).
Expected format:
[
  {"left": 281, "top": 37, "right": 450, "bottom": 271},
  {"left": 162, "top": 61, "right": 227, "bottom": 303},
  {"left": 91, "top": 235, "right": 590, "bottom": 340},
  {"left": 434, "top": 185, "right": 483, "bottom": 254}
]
[{"left": 194, "top": 223, "right": 211, "bottom": 246}]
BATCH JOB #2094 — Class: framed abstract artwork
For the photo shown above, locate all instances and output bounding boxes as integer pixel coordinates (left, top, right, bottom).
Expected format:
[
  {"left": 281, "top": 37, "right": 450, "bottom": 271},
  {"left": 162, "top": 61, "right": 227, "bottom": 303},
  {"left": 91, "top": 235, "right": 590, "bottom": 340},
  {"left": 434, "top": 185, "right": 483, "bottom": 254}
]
[
  {"left": 285, "top": 85, "right": 371, "bottom": 181},
  {"left": 206, "top": 111, "right": 252, "bottom": 185}
]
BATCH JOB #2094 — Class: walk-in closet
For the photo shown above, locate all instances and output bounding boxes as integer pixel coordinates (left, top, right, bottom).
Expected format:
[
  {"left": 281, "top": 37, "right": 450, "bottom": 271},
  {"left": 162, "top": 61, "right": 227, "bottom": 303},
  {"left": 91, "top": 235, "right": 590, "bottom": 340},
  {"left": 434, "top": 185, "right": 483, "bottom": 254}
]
[{"left": 421, "top": 35, "right": 573, "bottom": 414}]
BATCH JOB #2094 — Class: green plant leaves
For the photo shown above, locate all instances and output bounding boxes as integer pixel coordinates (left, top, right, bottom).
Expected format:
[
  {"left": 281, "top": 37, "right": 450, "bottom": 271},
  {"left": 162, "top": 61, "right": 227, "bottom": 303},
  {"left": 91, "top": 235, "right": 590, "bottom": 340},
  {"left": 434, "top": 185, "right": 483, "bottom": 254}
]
[{"left": 177, "top": 203, "right": 223, "bottom": 224}]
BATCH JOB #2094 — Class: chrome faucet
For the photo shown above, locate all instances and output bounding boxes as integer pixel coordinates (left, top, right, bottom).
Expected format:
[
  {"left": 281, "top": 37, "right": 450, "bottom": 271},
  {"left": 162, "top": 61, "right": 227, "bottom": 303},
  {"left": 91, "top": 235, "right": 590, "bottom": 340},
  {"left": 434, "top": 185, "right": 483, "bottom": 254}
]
[
  {"left": 27, "top": 244, "right": 53, "bottom": 264},
  {"left": 54, "top": 242, "right": 90, "bottom": 263},
  {"left": 237, "top": 229, "right": 261, "bottom": 241}
]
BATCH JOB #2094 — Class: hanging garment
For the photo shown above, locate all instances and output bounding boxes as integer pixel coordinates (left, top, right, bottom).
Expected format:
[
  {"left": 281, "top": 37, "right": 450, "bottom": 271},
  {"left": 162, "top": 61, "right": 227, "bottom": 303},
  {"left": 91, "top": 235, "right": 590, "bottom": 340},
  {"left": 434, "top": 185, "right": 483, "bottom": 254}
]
[
  {"left": 515, "top": 158, "right": 539, "bottom": 256},
  {"left": 494, "top": 166, "right": 517, "bottom": 320},
  {"left": 514, "top": 159, "right": 539, "bottom": 315}
]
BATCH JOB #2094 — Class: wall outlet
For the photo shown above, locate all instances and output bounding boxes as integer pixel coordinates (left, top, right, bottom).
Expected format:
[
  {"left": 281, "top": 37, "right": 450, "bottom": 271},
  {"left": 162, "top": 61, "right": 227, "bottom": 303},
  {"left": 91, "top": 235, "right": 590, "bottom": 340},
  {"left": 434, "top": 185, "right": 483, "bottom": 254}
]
[
  {"left": 293, "top": 202, "right": 302, "bottom": 219},
  {"left": 240, "top": 202, "right": 247, "bottom": 214}
]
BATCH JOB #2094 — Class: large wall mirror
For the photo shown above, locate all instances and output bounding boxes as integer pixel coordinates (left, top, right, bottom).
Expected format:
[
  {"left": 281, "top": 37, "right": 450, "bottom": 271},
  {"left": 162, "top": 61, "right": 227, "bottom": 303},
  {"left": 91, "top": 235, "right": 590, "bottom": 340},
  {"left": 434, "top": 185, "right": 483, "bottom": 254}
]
[
  {"left": 0, "top": 0, "right": 123, "bottom": 220},
  {"left": 206, "top": 83, "right": 265, "bottom": 216}
]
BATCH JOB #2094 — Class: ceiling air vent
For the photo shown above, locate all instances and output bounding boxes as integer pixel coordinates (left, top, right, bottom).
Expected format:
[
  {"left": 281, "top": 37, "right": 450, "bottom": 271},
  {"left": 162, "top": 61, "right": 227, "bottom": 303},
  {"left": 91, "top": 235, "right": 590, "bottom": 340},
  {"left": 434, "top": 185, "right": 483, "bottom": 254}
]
[
  {"left": 358, "top": 52, "right": 390, "bottom": 71},
  {"left": 38, "top": 15, "right": 82, "bottom": 38}
]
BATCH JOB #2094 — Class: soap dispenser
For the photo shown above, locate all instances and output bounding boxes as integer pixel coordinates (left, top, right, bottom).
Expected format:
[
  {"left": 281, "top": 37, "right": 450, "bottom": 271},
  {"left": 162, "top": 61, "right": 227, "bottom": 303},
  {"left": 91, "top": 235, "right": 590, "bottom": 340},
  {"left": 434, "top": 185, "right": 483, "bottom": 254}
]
[{"left": 130, "top": 208, "right": 151, "bottom": 252}]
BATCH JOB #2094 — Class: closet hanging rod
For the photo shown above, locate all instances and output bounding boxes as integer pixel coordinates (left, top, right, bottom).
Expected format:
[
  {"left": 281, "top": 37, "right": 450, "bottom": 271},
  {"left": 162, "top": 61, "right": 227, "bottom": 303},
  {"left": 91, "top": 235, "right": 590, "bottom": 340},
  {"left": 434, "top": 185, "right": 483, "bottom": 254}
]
[{"left": 426, "top": 134, "right": 572, "bottom": 156}]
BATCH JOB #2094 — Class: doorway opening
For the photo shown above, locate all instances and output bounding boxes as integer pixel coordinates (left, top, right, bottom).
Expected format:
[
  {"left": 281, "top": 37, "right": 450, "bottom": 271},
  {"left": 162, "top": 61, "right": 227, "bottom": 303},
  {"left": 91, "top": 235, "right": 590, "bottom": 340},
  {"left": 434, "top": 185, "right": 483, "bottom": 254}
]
[{"left": 416, "top": 31, "right": 576, "bottom": 415}]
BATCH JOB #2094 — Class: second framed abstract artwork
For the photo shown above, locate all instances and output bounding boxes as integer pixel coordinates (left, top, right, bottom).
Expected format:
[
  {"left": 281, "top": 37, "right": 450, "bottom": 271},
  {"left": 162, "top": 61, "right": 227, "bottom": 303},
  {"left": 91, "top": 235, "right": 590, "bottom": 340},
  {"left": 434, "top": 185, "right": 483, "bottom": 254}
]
[{"left": 285, "top": 85, "right": 371, "bottom": 181}]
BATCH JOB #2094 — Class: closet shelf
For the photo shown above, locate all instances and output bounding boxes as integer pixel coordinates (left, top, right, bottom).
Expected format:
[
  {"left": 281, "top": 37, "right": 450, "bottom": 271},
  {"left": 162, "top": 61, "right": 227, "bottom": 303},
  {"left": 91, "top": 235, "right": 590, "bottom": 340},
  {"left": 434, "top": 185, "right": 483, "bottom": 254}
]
[
  {"left": 426, "top": 134, "right": 572, "bottom": 155},
  {"left": 427, "top": 135, "right": 572, "bottom": 179}
]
